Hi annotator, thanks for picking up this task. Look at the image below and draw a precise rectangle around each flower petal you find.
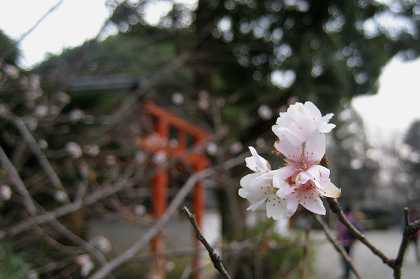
[245,146,271,172]
[276,185,295,199]
[271,166,295,183]
[273,128,303,161]
[239,173,270,203]
[304,101,322,119]
[266,195,287,220]
[304,133,326,162]
[316,180,341,198]
[286,194,299,217]
[319,114,336,133]
[300,193,326,215]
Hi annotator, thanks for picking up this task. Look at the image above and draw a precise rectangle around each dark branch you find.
[183,207,231,279]
[326,198,395,268]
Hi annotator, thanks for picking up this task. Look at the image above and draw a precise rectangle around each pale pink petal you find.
[266,195,287,220]
[295,171,312,185]
[303,101,322,119]
[305,165,330,181]
[300,193,326,215]
[245,146,271,172]
[316,180,341,198]
[319,114,335,133]
[239,173,269,203]
[238,188,248,198]
[273,128,303,161]
[274,103,315,141]
[276,185,295,199]
[286,194,299,217]
[304,133,325,162]
[271,165,295,182]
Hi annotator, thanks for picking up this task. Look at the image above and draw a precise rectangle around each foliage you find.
[0,30,19,65]
[402,120,420,205]
[0,242,31,279]
[228,219,313,279]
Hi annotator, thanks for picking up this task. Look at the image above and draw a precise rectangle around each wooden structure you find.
[137,101,211,279]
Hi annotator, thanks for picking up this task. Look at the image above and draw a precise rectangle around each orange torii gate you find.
[137,101,211,279]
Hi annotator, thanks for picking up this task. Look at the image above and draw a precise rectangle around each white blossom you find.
[238,147,288,220]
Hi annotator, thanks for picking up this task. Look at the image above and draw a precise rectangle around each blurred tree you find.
[328,107,380,206]
[402,120,420,205]
[0,30,19,65]
[35,0,420,243]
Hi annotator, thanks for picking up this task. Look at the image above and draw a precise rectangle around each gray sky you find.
[1,0,420,140]
[353,57,420,142]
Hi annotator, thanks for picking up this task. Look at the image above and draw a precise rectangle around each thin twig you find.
[88,154,245,279]
[326,198,395,268]
[13,117,69,201]
[0,145,37,214]
[183,206,231,279]
[0,144,107,265]
[0,172,135,239]
[314,215,363,279]
[17,0,65,44]
[393,208,420,279]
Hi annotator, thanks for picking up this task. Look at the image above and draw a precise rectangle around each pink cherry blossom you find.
[272,101,335,145]
[274,163,341,217]
[238,147,290,220]
[239,101,340,219]
[271,102,340,217]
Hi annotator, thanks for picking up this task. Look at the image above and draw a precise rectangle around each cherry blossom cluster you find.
[238,102,341,220]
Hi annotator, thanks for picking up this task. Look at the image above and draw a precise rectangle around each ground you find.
[313,229,420,279]
[90,214,420,278]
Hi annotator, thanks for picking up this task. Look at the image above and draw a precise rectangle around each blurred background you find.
[1,0,420,278]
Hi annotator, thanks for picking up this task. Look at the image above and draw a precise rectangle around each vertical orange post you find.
[192,155,208,279]
[139,101,212,279]
[151,119,169,279]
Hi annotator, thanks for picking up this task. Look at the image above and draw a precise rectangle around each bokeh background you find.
[1,0,420,278]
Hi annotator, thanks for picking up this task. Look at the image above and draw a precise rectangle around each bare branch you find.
[0,144,38,214]
[0,173,135,239]
[13,117,69,201]
[183,206,231,279]
[314,215,363,279]
[17,0,65,44]
[326,198,395,268]
[0,144,107,265]
[393,208,420,279]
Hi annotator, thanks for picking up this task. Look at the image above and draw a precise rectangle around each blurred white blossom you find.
[258,105,273,120]
[153,151,167,165]
[70,109,85,122]
[90,236,112,253]
[0,185,12,200]
[3,64,19,79]
[171,92,184,105]
[85,145,100,156]
[229,142,243,154]
[206,142,218,155]
[198,90,210,110]
[134,204,147,216]
[75,254,94,277]
[54,191,68,203]
[66,142,83,158]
